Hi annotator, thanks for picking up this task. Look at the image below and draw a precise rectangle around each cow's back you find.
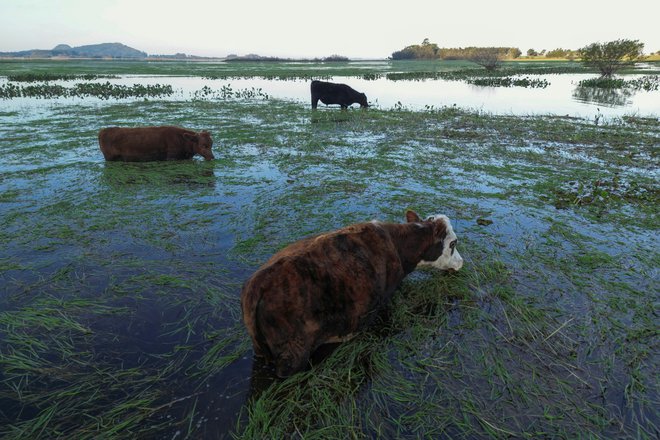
[241,222,405,376]
[311,80,348,102]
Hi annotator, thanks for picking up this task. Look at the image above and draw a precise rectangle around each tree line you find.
[391,39,650,63]
[391,38,648,77]
[391,39,522,60]
[526,48,579,58]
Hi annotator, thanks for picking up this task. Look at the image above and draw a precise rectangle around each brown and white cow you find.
[98,126,214,162]
[240,210,463,377]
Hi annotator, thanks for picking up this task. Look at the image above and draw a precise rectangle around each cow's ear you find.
[405,210,421,223]
[433,217,448,240]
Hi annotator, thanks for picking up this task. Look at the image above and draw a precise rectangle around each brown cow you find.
[98,126,214,162]
[240,210,463,377]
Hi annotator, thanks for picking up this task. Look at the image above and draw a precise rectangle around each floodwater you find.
[0,69,658,438]
[3,73,659,119]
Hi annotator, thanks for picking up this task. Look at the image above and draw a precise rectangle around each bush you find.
[322,55,349,62]
[465,47,509,71]
[578,39,646,77]
[578,77,626,89]
[546,48,570,58]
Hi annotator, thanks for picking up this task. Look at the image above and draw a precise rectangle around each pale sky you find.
[1,0,659,58]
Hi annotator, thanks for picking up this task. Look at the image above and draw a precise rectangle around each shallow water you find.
[0,81,658,438]
[2,72,659,118]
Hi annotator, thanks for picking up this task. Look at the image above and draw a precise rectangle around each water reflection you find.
[572,85,635,107]
[2,73,658,118]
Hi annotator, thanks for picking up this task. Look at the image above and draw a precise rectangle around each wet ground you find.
[0,61,658,439]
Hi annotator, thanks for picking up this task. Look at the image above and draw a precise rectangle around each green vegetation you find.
[321,54,350,62]
[443,47,523,71]
[464,47,508,70]
[441,46,521,61]
[379,64,593,83]
[545,48,579,59]
[0,60,658,439]
[579,39,646,77]
[2,58,658,81]
[391,40,522,66]
[0,81,174,99]
[7,73,118,82]
[628,75,660,91]
[226,54,350,62]
[466,76,549,88]
[578,77,627,89]
[578,75,660,91]
[391,38,442,60]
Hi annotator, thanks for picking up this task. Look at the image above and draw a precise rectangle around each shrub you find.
[578,39,646,77]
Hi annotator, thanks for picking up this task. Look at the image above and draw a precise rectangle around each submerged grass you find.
[0,62,658,439]
[0,82,175,99]
[578,75,660,91]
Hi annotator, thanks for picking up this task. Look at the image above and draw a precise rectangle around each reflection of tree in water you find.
[572,86,635,107]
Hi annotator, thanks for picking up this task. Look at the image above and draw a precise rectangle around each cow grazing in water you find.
[310,80,369,109]
[98,126,214,162]
[240,210,463,377]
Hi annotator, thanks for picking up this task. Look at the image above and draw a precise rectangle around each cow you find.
[310,80,369,109]
[98,126,214,162]
[240,210,463,377]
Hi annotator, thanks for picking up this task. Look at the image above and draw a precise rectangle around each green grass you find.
[0,60,658,439]
[3,59,658,85]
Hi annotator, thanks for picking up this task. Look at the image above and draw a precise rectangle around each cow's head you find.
[184,131,214,160]
[406,210,463,271]
[358,93,369,108]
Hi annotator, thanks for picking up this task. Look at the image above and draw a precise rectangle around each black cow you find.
[310,80,368,110]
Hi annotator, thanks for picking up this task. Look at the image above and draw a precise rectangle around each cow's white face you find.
[417,214,463,272]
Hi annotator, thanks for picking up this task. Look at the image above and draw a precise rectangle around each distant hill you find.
[0,42,148,59]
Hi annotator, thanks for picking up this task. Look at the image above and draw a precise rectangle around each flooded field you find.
[0,60,658,439]
[2,76,660,121]
[1,59,659,118]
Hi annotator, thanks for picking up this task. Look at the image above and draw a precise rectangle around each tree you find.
[546,48,569,58]
[391,47,417,60]
[527,48,538,57]
[578,39,646,77]
[508,48,522,59]
[466,47,509,70]
[323,54,349,62]
[390,39,440,60]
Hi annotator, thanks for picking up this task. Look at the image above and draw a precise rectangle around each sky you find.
[1,0,659,58]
